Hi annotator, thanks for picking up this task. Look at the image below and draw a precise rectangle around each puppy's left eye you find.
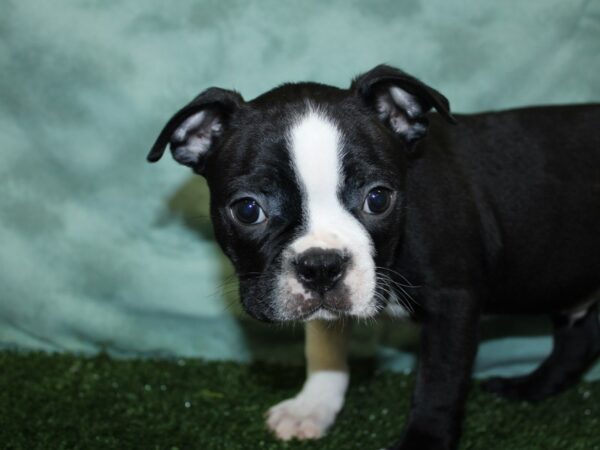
[230,198,267,225]
[363,187,393,215]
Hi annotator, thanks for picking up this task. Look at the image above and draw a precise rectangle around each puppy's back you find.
[427,104,600,312]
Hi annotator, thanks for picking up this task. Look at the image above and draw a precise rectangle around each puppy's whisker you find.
[206,280,240,298]
[376,271,419,303]
[375,266,420,288]
[223,298,240,313]
[375,273,417,313]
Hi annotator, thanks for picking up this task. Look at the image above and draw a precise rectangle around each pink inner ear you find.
[170,111,223,165]
[374,85,428,141]
[389,86,422,118]
[389,114,411,134]
[173,111,207,142]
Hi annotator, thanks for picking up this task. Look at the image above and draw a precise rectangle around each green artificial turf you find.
[0,352,598,450]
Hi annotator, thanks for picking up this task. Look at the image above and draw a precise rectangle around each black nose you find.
[294,249,348,293]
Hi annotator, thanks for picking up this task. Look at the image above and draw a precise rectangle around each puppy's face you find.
[148,65,454,322]
[209,97,404,321]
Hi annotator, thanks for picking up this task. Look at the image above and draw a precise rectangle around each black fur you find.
[148,65,600,450]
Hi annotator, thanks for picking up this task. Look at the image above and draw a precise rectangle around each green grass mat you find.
[0,352,598,449]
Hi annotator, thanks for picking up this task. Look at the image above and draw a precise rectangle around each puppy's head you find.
[148,65,454,322]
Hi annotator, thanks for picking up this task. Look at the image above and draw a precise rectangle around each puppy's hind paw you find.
[481,376,553,402]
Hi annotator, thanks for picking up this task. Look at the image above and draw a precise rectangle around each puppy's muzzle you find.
[293,248,349,294]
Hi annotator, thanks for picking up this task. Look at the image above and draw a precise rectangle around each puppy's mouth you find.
[276,285,359,321]
[291,303,352,322]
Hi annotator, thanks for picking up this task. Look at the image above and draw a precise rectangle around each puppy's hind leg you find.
[483,302,600,401]
[266,319,352,440]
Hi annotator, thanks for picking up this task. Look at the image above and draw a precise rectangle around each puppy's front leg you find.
[391,290,480,450]
[266,319,351,440]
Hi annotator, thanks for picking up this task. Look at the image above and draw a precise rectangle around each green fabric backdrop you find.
[0,0,598,379]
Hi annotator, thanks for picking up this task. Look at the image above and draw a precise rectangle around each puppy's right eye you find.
[230,198,267,225]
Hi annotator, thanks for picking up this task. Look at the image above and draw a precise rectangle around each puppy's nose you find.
[294,249,348,293]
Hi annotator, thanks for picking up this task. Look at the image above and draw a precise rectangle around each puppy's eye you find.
[230,198,267,225]
[363,187,393,215]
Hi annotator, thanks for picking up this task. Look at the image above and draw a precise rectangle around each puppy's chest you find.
[384,303,411,318]
[383,291,412,319]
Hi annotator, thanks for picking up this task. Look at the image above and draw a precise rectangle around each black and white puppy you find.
[147,65,600,450]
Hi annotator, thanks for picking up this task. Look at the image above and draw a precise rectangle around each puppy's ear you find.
[352,65,456,146]
[147,87,244,174]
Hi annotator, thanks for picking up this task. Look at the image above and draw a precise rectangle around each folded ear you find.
[147,87,244,174]
[351,65,456,146]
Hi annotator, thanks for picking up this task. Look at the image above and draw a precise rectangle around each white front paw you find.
[265,371,348,441]
[266,394,338,440]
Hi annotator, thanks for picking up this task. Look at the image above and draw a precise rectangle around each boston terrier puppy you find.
[147,65,600,450]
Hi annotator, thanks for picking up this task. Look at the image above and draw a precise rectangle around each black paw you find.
[387,428,454,450]
[481,376,553,402]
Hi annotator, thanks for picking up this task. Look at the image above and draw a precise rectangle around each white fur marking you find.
[284,108,377,318]
[266,371,349,440]
[383,290,410,318]
[567,308,588,327]
[385,303,410,319]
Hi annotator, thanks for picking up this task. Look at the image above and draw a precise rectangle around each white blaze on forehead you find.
[284,107,379,317]
[288,108,345,233]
